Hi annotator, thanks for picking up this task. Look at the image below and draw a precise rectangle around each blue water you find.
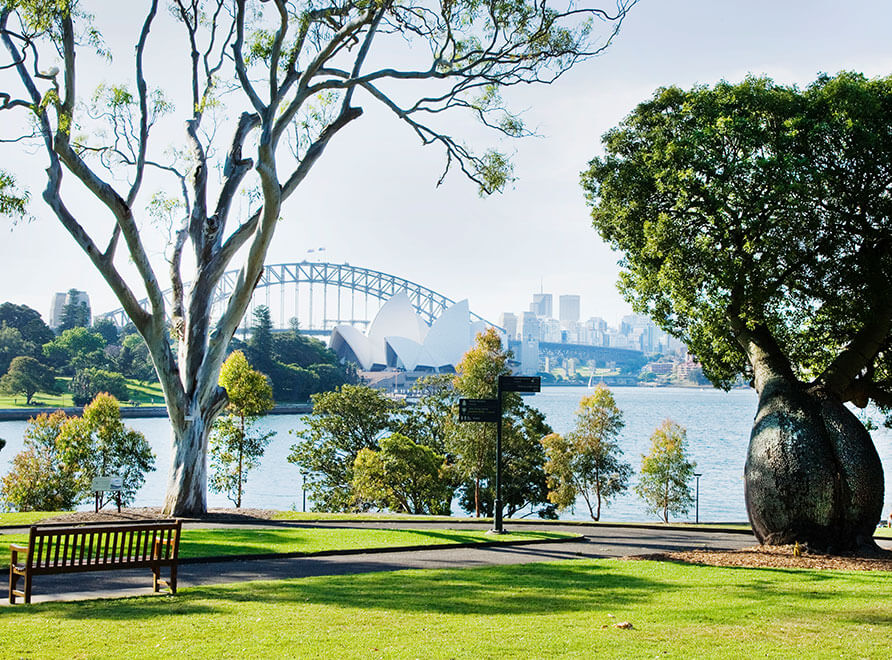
[1,386,890,523]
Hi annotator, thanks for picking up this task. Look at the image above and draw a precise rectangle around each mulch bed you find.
[634,545,892,572]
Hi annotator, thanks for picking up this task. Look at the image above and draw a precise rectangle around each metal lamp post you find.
[694,473,702,524]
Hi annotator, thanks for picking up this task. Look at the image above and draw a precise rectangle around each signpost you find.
[457,374,540,534]
[91,476,123,513]
[458,398,500,423]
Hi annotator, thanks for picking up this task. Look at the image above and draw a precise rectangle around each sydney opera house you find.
[329,292,488,372]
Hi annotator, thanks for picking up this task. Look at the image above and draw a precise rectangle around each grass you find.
[0,511,68,526]
[0,527,571,566]
[0,378,164,409]
[0,558,889,658]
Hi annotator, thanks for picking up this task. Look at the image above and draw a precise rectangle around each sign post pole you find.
[493,385,504,534]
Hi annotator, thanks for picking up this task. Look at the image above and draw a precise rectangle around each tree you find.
[57,393,155,507]
[0,1,632,516]
[0,324,34,375]
[542,386,631,521]
[352,433,453,515]
[1,411,80,511]
[247,306,275,374]
[0,355,55,404]
[208,350,274,507]
[582,73,889,551]
[450,327,552,517]
[42,327,107,374]
[91,318,120,346]
[635,420,695,523]
[0,303,54,348]
[288,384,404,511]
[70,368,129,406]
[58,289,90,331]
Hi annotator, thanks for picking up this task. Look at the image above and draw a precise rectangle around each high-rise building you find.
[558,294,580,325]
[530,292,552,318]
[499,312,518,340]
[517,311,540,342]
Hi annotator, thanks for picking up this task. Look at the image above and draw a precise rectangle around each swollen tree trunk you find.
[744,376,884,551]
[739,322,885,552]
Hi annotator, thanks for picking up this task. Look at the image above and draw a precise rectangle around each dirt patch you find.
[634,544,892,572]
[36,507,279,525]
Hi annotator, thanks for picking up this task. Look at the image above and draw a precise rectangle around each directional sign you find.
[458,398,500,423]
[498,375,541,393]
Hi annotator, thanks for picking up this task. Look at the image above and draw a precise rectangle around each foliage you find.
[115,332,156,382]
[247,306,275,374]
[635,420,696,523]
[398,374,457,454]
[581,73,892,409]
[209,351,274,507]
[0,411,79,511]
[288,384,404,512]
[69,367,128,406]
[91,318,119,345]
[449,328,552,518]
[0,355,55,404]
[42,326,106,374]
[0,324,34,374]
[0,302,54,348]
[542,386,632,521]
[56,393,155,507]
[352,433,454,515]
[58,288,90,331]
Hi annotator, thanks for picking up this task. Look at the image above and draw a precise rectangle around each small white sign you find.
[91,476,123,492]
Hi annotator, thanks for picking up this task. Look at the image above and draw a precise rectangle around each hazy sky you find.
[2,1,892,327]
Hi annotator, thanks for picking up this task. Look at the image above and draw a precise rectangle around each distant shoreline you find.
[0,403,313,422]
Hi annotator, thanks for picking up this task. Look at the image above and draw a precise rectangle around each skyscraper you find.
[558,294,580,324]
[530,292,552,318]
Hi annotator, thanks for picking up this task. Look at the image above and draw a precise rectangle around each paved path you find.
[2,521,758,604]
[4,521,889,605]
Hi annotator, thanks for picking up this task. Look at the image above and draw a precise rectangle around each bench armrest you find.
[10,543,28,565]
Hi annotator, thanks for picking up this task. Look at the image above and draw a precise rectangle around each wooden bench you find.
[9,519,182,604]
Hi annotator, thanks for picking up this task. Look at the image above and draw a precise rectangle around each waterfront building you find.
[49,289,91,329]
[530,292,553,318]
[559,294,580,326]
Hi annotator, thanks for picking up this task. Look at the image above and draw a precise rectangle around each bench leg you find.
[23,573,32,605]
[169,563,177,595]
[9,568,16,605]
[152,564,160,593]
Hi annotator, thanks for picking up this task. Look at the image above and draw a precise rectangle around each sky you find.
[2,0,892,328]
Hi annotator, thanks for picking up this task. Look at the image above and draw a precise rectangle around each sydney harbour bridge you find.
[99,261,643,369]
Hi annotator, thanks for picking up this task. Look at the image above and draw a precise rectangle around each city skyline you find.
[3,2,892,328]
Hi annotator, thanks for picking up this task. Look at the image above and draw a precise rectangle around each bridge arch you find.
[99,262,496,332]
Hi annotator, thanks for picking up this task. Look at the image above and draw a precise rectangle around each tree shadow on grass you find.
[41,561,663,622]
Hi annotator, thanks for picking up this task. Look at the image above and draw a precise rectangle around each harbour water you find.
[0,386,890,523]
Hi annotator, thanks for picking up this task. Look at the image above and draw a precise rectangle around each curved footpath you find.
[2,520,889,605]
[1,521,748,605]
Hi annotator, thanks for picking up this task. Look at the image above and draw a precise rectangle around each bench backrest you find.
[23,520,181,571]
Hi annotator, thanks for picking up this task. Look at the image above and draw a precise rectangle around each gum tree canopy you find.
[582,73,891,552]
[0,0,633,515]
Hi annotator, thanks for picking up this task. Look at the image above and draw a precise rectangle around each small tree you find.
[208,351,274,508]
[0,356,55,404]
[288,384,404,512]
[635,420,696,523]
[1,411,80,511]
[542,386,632,521]
[58,393,156,507]
[352,433,454,515]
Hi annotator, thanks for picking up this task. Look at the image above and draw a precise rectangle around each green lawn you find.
[0,377,164,409]
[0,511,68,526]
[0,559,888,658]
[0,527,571,567]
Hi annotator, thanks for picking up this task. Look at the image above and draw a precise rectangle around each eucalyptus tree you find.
[0,0,633,515]
[582,73,891,551]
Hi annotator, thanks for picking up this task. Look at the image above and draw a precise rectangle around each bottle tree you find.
[582,73,890,551]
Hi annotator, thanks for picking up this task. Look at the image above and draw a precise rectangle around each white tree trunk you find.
[162,417,212,516]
